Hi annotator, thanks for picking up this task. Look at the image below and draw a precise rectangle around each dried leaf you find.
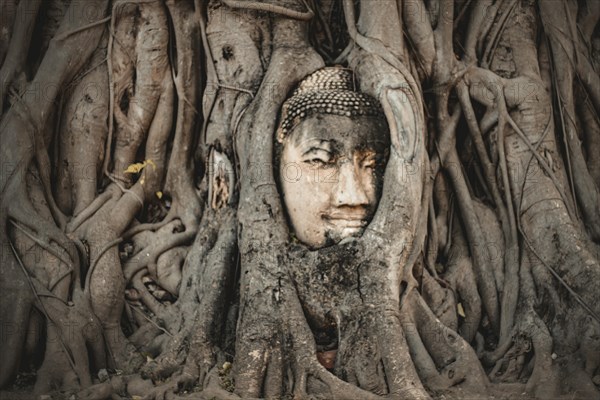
[457,303,465,317]
[124,162,146,174]
[124,159,156,175]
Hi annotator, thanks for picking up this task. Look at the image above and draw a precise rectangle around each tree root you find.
[402,289,489,394]
[0,9,111,385]
[519,310,561,398]
[56,43,109,217]
[162,0,202,229]
[123,224,195,283]
[444,147,500,334]
[222,0,315,21]
[28,283,106,393]
[2,2,600,400]
[141,323,190,383]
[421,268,458,332]
[8,186,79,270]
[76,376,127,400]
[0,238,35,388]
[0,0,17,66]
[139,212,223,384]
[443,256,481,343]
[110,0,169,184]
[0,0,42,112]
[66,189,116,234]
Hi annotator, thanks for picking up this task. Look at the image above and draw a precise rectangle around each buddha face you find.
[279,113,389,249]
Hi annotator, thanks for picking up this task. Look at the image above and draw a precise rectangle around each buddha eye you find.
[306,158,337,169]
[307,158,327,167]
[302,148,333,167]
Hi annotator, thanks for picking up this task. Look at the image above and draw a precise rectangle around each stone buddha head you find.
[276,67,390,249]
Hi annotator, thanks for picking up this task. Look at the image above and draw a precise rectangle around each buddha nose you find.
[334,161,369,207]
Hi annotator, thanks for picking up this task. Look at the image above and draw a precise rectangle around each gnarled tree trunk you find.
[1,0,599,399]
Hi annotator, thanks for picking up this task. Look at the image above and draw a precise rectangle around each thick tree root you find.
[401,288,488,395]
[2,1,600,399]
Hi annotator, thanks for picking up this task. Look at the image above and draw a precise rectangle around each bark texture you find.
[0,0,599,399]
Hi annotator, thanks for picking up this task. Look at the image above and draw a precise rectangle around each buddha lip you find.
[323,214,367,226]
